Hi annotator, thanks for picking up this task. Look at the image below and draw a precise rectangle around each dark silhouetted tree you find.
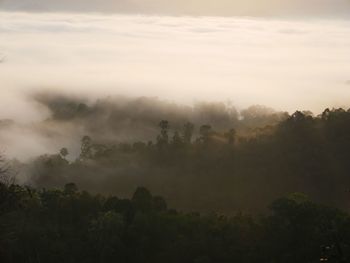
[64,182,78,195]
[152,196,167,211]
[224,128,236,145]
[199,124,212,144]
[60,148,69,159]
[0,153,12,186]
[157,120,169,148]
[80,135,92,159]
[172,131,183,147]
[183,122,194,144]
[132,187,153,212]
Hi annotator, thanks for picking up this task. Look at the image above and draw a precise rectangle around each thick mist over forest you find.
[3,98,350,215]
[2,2,350,261]
[1,9,350,213]
[0,92,287,160]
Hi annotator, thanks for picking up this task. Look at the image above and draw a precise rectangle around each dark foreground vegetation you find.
[0,183,349,263]
[23,107,350,213]
[2,102,350,262]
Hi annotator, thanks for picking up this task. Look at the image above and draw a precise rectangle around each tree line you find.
[0,182,349,263]
[22,107,350,213]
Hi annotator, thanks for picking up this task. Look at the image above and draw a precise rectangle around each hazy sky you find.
[0,2,350,160]
[1,0,350,17]
[1,12,350,123]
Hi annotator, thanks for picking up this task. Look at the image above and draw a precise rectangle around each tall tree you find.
[80,135,92,160]
[0,153,11,185]
[183,122,194,144]
[224,128,236,145]
[199,124,212,144]
[157,120,169,148]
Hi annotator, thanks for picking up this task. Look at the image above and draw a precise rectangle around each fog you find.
[1,12,350,114]
[1,12,350,159]
[0,93,288,161]
[3,5,350,252]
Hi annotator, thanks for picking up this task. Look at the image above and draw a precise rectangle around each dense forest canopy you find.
[2,96,350,214]
[2,95,350,262]
[2,2,350,261]
[0,94,288,160]
[0,183,349,262]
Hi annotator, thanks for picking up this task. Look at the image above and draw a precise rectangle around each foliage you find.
[0,184,349,262]
[25,107,350,214]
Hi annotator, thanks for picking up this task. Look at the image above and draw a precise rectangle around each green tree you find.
[64,183,78,195]
[224,128,236,145]
[183,122,194,144]
[199,124,212,144]
[80,135,92,160]
[89,211,125,263]
[172,131,183,147]
[132,187,153,212]
[0,153,10,185]
[60,147,69,159]
[152,196,167,212]
[157,120,169,148]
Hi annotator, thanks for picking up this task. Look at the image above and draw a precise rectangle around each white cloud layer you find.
[0,12,350,161]
[1,12,350,117]
[0,12,350,115]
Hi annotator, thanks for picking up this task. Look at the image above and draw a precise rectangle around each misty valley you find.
[1,95,350,262]
[2,1,350,261]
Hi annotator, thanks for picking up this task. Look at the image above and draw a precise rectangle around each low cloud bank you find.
[0,92,288,161]
[1,12,350,116]
[1,12,350,160]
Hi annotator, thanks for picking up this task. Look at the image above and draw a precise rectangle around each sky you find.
[1,0,350,17]
[1,12,350,121]
[0,1,350,159]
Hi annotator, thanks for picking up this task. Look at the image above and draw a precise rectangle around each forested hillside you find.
[2,3,350,261]
[0,183,349,262]
[15,107,350,214]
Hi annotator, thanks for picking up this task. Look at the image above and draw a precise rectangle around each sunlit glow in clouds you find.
[1,12,350,120]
